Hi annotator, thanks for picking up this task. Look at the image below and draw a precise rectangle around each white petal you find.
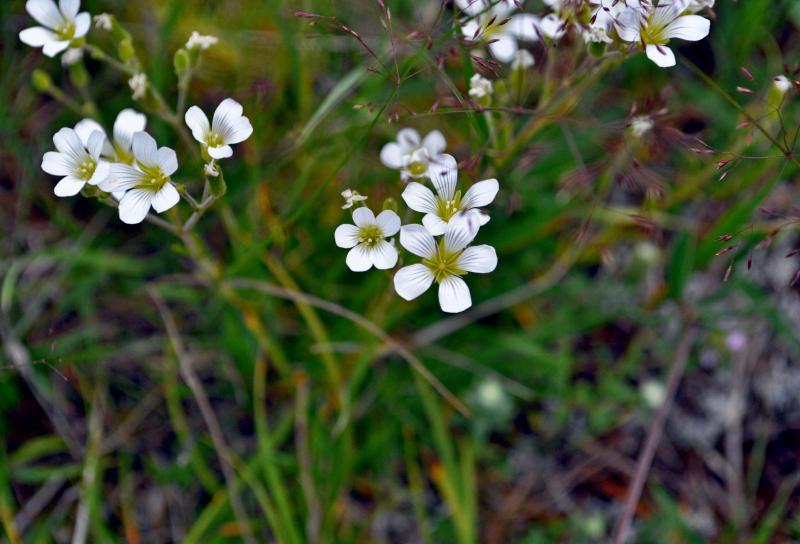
[455,0,485,16]
[444,216,478,253]
[74,119,106,146]
[52,127,85,161]
[221,116,253,145]
[396,128,421,152]
[86,130,106,159]
[352,206,375,227]
[157,147,178,176]
[401,182,437,214]
[132,132,159,167]
[429,154,458,200]
[151,183,180,213]
[457,245,497,273]
[208,145,233,159]
[19,26,57,47]
[461,178,499,209]
[42,39,69,57]
[646,44,676,67]
[399,224,437,259]
[438,276,472,313]
[375,210,401,237]
[460,19,481,39]
[422,213,448,236]
[185,105,210,143]
[370,241,398,270]
[54,176,84,197]
[118,189,153,224]
[113,109,147,150]
[211,98,246,141]
[26,0,63,28]
[393,264,435,301]
[59,0,79,19]
[334,224,360,248]
[73,12,90,37]
[422,130,446,156]
[104,163,142,192]
[615,8,643,42]
[507,14,541,41]
[346,245,373,272]
[537,14,566,40]
[488,34,518,63]
[380,142,404,169]
[42,151,72,176]
[663,15,710,41]
[87,160,109,186]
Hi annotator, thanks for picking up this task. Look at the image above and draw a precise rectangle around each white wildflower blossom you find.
[402,154,498,236]
[335,207,401,272]
[615,0,711,68]
[380,128,447,179]
[19,0,91,58]
[128,73,148,100]
[74,109,147,166]
[773,75,793,94]
[394,219,497,313]
[629,115,654,137]
[468,74,494,100]
[104,132,180,224]
[456,0,541,63]
[340,189,368,210]
[60,47,82,66]
[93,13,112,30]
[511,49,535,70]
[640,379,666,408]
[185,98,254,160]
[185,31,218,50]
[41,127,110,197]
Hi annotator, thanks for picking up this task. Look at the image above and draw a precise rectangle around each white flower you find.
[204,162,220,177]
[340,188,368,209]
[60,47,82,66]
[185,98,253,160]
[19,0,91,58]
[380,128,447,179]
[74,108,147,165]
[687,0,714,11]
[629,114,654,137]
[510,49,535,70]
[104,132,180,224]
[457,0,541,63]
[640,379,666,408]
[128,73,148,100]
[402,154,498,236]
[468,74,493,99]
[615,0,711,68]
[186,31,218,50]
[334,207,400,272]
[774,75,793,94]
[394,220,497,313]
[41,127,110,197]
[93,13,112,30]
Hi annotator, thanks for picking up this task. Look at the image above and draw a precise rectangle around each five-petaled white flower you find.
[93,13,112,30]
[615,0,711,68]
[380,128,447,179]
[19,0,91,58]
[74,109,147,166]
[468,74,494,100]
[340,188,368,209]
[456,0,540,63]
[185,98,254,160]
[394,220,497,313]
[105,132,180,224]
[402,154,498,236]
[41,127,110,197]
[335,207,401,272]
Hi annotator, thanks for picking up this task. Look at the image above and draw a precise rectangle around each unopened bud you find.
[382,197,398,213]
[174,48,191,77]
[118,38,135,63]
[31,69,52,92]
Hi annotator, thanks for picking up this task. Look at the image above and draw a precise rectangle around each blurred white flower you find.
[457,0,541,63]
[93,13,112,30]
[60,47,82,66]
[104,133,180,224]
[128,73,148,100]
[615,0,711,67]
[402,154,498,236]
[468,73,493,99]
[340,188,368,210]
[687,0,714,10]
[19,0,91,58]
[74,109,147,165]
[335,207,400,272]
[41,127,110,197]
[629,114,654,137]
[511,49,535,70]
[185,98,253,159]
[204,162,220,177]
[394,219,497,313]
[773,75,793,94]
[186,31,218,50]
[380,128,447,179]
[640,379,666,408]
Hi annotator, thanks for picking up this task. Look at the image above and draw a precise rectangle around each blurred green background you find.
[2,0,800,542]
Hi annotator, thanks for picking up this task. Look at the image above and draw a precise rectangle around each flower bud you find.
[588,41,607,58]
[382,197,398,213]
[69,60,89,88]
[206,164,227,198]
[118,38,135,63]
[174,48,191,77]
[31,69,52,92]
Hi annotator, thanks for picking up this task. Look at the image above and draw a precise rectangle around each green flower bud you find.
[588,41,607,58]
[382,197,398,213]
[174,48,191,77]
[69,61,89,88]
[31,70,52,92]
[206,164,227,198]
[118,38,135,63]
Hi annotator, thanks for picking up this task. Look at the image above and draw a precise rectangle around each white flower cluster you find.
[456,0,713,69]
[336,130,498,313]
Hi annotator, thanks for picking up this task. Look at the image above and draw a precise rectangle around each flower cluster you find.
[336,131,498,313]
[457,0,713,68]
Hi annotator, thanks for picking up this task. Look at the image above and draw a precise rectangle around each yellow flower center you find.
[76,157,96,180]
[640,18,669,45]
[136,163,169,191]
[55,21,76,41]
[357,224,384,248]
[207,131,225,148]
[435,190,462,222]
[113,143,135,165]
[407,159,428,177]
[423,240,465,283]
